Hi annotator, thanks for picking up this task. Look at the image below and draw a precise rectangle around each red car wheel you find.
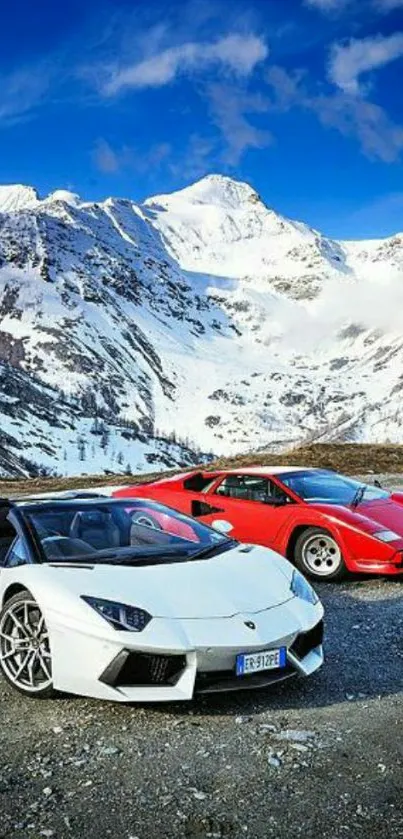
[294,527,347,582]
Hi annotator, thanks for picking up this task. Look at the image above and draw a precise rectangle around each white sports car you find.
[0,494,324,702]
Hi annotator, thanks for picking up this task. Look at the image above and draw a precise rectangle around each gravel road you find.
[0,577,402,839]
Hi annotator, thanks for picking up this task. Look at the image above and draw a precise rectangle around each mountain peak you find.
[45,189,81,207]
[0,170,402,478]
[0,184,40,213]
[145,174,262,211]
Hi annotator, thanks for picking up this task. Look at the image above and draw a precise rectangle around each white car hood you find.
[43,545,294,619]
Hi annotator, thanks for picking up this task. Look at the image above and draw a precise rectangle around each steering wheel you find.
[131,512,162,530]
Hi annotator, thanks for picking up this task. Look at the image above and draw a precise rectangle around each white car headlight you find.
[82,596,152,631]
[290,569,319,605]
[374,530,401,543]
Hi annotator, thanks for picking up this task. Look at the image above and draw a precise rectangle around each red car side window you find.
[214,475,288,503]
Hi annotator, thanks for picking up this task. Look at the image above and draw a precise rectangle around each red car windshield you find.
[280,471,389,505]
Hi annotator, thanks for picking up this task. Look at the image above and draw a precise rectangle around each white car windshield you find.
[25,499,234,564]
[280,471,389,505]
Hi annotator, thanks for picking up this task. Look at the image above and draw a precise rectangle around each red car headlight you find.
[374,530,401,543]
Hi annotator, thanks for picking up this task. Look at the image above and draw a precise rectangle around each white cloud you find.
[266,66,306,110]
[92,138,172,175]
[329,33,403,94]
[93,139,120,173]
[312,92,403,162]
[253,260,403,356]
[103,33,268,95]
[310,266,403,341]
[169,134,216,180]
[207,83,272,165]
[0,66,52,125]
[306,0,403,14]
[374,0,403,8]
[304,0,350,10]
[266,63,403,163]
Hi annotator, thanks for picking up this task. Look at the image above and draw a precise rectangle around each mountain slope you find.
[0,174,402,477]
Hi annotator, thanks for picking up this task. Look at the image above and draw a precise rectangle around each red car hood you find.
[312,496,403,540]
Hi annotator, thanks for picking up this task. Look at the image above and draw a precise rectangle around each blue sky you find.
[0,0,403,239]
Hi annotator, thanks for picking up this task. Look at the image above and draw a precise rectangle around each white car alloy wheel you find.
[295,527,346,581]
[0,592,53,696]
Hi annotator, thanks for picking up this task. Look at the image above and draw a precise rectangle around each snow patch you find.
[0,184,39,212]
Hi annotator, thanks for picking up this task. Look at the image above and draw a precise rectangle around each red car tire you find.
[294,527,347,582]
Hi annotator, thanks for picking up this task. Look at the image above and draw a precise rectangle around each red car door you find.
[195,473,295,548]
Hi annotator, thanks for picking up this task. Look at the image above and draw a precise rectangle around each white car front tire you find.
[0,590,55,698]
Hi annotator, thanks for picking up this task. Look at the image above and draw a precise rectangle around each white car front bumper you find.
[49,597,324,702]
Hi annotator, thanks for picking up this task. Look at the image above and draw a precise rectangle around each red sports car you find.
[114,467,403,581]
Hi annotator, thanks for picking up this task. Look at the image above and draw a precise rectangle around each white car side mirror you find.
[211,519,234,534]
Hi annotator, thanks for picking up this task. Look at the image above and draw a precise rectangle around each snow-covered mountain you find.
[1,174,402,477]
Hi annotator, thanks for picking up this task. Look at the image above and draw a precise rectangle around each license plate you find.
[236,647,287,676]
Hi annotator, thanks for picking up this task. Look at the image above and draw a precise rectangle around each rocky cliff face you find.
[0,175,402,477]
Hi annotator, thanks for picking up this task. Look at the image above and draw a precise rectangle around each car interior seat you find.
[216,476,248,499]
[69,510,121,550]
